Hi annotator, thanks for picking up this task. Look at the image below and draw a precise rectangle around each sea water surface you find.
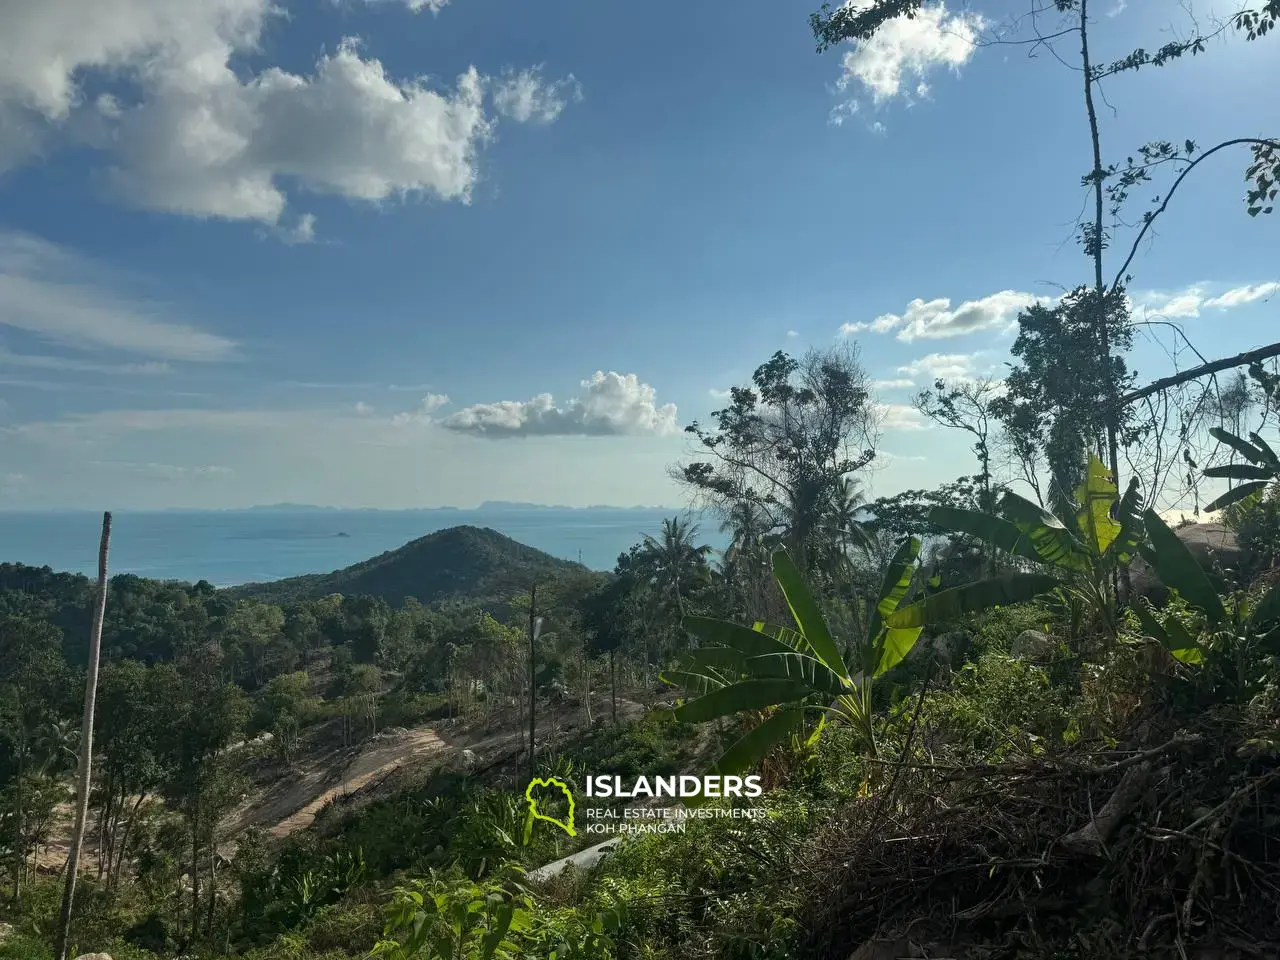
[0,507,727,587]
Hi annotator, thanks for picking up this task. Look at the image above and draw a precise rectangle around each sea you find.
[0,506,728,587]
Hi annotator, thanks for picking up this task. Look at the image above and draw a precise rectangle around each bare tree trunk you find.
[190,813,200,943]
[110,793,146,896]
[527,585,538,782]
[1078,0,1122,495]
[610,648,617,725]
[11,748,24,905]
[55,512,112,960]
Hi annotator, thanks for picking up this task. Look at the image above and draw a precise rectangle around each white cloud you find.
[0,232,237,361]
[392,392,451,423]
[842,290,1045,342]
[492,67,581,124]
[354,401,375,415]
[363,0,451,12]
[0,1,577,226]
[832,2,984,116]
[0,346,171,375]
[708,387,732,400]
[439,372,679,438]
[897,352,980,381]
[1135,281,1279,318]
[877,402,928,431]
[872,378,917,390]
[786,330,799,338]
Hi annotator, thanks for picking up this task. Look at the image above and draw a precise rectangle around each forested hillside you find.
[228,526,590,612]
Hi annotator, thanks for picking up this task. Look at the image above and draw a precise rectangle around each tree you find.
[914,377,1002,514]
[637,516,713,620]
[0,616,72,903]
[810,0,1280,499]
[56,511,112,960]
[678,345,879,575]
[992,287,1139,521]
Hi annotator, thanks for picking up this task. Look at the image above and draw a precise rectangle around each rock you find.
[74,953,113,960]
[460,749,478,769]
[0,923,13,943]
[1130,521,1246,600]
[846,939,956,960]
[903,630,969,672]
[1011,629,1056,661]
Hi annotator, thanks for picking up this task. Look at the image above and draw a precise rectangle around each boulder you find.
[1130,521,1247,600]
[0,923,13,943]
[1011,629,1056,661]
[74,954,113,960]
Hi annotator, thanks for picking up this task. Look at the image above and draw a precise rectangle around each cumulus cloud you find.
[1136,282,1279,318]
[438,372,679,438]
[492,67,582,124]
[392,393,452,423]
[877,403,928,431]
[0,0,578,226]
[872,378,916,390]
[897,352,981,382]
[842,290,1046,342]
[831,2,984,118]
[0,232,237,361]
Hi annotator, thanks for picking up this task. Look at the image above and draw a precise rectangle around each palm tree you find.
[638,516,713,619]
[825,477,874,560]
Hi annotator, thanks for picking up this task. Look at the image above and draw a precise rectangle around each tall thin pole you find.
[56,512,112,960]
[527,584,537,782]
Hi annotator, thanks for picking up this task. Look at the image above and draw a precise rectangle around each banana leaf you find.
[1074,455,1122,555]
[706,707,807,778]
[885,573,1060,628]
[1140,509,1227,625]
[997,491,1092,572]
[683,616,799,658]
[1210,426,1266,464]
[1103,477,1146,566]
[1203,464,1276,480]
[874,625,924,677]
[772,550,846,676]
[1204,481,1268,514]
[673,679,813,723]
[927,506,1043,565]
[742,651,849,694]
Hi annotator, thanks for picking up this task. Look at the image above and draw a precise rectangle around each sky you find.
[0,0,1276,511]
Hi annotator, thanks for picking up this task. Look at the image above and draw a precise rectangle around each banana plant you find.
[667,539,1056,763]
[1203,426,1280,512]
[1135,508,1280,681]
[927,456,1144,639]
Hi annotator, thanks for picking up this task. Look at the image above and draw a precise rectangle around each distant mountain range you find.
[229,525,597,610]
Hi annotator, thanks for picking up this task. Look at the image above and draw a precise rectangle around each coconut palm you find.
[638,516,713,618]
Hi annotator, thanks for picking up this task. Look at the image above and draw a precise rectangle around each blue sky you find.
[0,0,1276,510]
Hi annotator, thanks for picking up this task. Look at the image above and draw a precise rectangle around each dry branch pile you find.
[798,710,1280,960]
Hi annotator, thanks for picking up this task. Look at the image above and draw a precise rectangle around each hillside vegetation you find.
[229,526,592,611]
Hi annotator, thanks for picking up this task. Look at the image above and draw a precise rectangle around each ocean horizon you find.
[0,506,728,587]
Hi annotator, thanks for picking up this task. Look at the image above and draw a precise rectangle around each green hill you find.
[228,525,590,609]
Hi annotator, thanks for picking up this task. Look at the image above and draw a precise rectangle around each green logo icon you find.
[523,776,576,841]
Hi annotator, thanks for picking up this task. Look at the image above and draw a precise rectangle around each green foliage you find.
[1203,425,1280,512]
[670,543,1055,762]
[372,866,621,960]
[930,456,1144,640]
[230,526,594,616]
